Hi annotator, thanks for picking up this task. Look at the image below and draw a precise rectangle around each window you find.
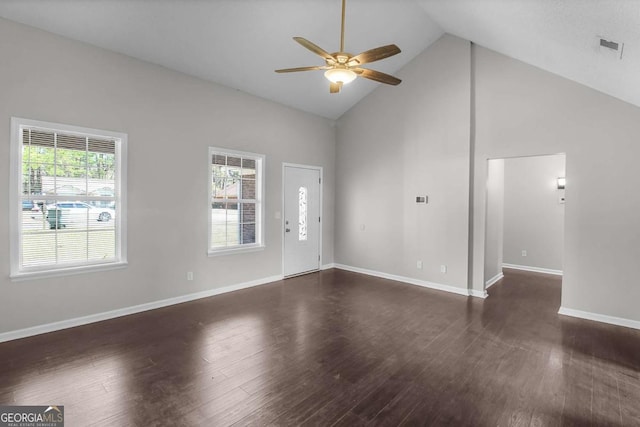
[208,147,264,255]
[298,186,307,241]
[10,118,127,279]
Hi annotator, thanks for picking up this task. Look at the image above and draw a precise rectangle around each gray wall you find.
[337,38,640,324]
[472,46,640,322]
[0,18,336,334]
[503,155,565,271]
[335,34,471,290]
[484,158,504,283]
[3,16,640,335]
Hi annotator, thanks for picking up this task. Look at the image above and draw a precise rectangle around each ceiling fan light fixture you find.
[275,0,401,93]
[324,68,357,84]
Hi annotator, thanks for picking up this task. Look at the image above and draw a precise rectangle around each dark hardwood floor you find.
[1,268,639,426]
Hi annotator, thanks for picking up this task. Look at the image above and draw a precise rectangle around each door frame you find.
[481,153,566,296]
[281,163,323,277]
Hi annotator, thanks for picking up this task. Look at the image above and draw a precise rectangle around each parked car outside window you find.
[46,201,115,228]
[22,200,41,212]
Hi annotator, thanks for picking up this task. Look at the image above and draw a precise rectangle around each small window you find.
[208,147,264,255]
[298,186,307,241]
[10,118,127,279]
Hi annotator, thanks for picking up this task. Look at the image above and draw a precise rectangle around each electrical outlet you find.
[187,272,194,281]
[521,250,527,257]
[417,260,423,269]
[440,265,447,273]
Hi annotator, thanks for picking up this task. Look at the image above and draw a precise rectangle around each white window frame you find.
[208,147,265,256]
[9,117,128,280]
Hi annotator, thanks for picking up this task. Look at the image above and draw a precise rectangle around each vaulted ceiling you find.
[1,1,638,119]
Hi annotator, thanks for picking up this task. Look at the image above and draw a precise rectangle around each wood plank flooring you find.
[1,268,639,426]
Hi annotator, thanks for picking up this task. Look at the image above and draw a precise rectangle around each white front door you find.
[283,165,321,277]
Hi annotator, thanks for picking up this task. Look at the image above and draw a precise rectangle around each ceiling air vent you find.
[597,36,624,60]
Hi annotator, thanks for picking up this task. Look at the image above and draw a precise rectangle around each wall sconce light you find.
[557,177,566,190]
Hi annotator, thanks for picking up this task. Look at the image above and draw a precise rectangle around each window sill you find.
[10,261,128,282]
[208,245,265,257]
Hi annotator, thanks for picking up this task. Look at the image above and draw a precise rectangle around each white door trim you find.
[282,163,323,278]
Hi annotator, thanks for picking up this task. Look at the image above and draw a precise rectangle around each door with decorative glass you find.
[283,165,321,277]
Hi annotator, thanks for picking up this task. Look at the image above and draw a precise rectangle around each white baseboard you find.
[321,263,336,270]
[469,289,488,299]
[558,307,640,331]
[0,274,283,344]
[485,272,504,289]
[333,263,483,298]
[502,263,563,276]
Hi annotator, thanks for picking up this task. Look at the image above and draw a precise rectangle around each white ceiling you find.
[420,0,640,112]
[0,1,638,119]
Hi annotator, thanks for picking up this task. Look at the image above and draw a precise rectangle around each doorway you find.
[484,154,566,291]
[283,164,322,277]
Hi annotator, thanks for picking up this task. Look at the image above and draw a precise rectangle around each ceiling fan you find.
[275,0,402,94]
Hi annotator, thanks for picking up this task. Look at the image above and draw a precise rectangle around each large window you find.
[208,147,264,255]
[10,118,127,279]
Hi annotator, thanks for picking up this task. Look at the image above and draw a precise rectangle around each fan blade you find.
[348,44,401,66]
[329,82,342,94]
[293,37,337,63]
[275,66,328,73]
[353,68,401,85]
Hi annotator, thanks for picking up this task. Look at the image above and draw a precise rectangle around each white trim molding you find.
[321,263,336,270]
[0,274,283,344]
[502,263,563,276]
[333,264,484,298]
[485,272,504,289]
[469,289,489,299]
[559,307,640,331]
